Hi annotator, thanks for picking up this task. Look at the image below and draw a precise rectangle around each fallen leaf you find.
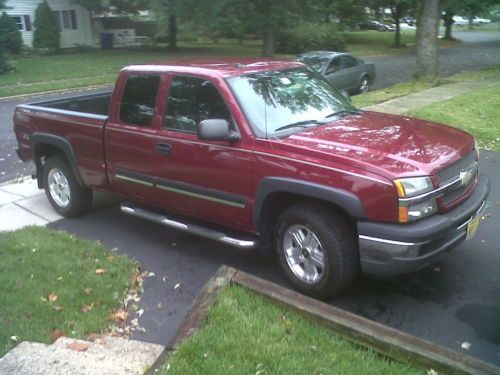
[174,283,181,290]
[48,294,58,302]
[107,256,114,260]
[56,276,63,281]
[114,308,128,322]
[461,341,471,350]
[51,329,65,342]
[10,335,18,341]
[66,342,90,352]
[427,369,438,375]
[136,309,144,317]
[157,302,163,309]
[52,305,64,312]
[84,288,93,295]
[81,304,93,313]
[95,268,107,274]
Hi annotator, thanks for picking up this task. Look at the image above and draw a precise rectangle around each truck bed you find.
[26,92,112,117]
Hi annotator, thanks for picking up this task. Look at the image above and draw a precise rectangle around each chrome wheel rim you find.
[48,168,71,208]
[360,78,369,93]
[283,225,325,284]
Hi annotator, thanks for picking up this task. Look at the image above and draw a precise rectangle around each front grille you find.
[436,151,477,207]
[436,152,476,185]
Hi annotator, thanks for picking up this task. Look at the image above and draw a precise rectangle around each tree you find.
[33,1,60,51]
[0,12,23,53]
[317,0,367,30]
[415,0,440,79]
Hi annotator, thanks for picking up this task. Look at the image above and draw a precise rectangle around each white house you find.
[4,0,94,48]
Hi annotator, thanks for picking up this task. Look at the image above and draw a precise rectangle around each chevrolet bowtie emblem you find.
[459,166,475,187]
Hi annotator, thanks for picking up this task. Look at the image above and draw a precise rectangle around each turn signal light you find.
[399,206,409,223]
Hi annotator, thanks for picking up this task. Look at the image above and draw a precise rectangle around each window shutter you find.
[70,10,77,30]
[24,15,32,31]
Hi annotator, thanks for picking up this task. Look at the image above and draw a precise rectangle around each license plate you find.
[466,214,481,240]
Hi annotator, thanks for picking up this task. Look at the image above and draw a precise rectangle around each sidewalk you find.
[0,178,62,231]
[364,77,500,115]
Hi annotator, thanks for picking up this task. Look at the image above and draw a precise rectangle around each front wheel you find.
[357,75,370,94]
[275,204,359,300]
[43,155,92,217]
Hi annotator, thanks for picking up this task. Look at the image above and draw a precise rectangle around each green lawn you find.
[163,285,424,375]
[409,84,500,150]
[344,30,416,57]
[459,22,500,32]
[0,227,137,357]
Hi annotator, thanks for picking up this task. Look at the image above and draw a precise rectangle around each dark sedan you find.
[297,51,376,95]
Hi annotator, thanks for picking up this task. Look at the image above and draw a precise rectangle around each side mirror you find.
[197,119,240,142]
[339,90,351,103]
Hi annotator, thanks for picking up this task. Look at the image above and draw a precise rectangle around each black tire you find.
[357,75,370,94]
[275,204,359,300]
[43,155,92,217]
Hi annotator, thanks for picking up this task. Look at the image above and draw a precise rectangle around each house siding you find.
[4,0,93,48]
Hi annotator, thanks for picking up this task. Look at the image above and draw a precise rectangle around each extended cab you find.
[13,58,490,299]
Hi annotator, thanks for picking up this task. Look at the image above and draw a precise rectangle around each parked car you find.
[297,51,375,94]
[359,20,395,31]
[13,58,489,299]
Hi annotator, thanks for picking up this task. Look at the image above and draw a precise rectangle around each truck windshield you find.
[227,67,357,138]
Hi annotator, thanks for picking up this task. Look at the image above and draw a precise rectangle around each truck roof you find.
[122,57,304,78]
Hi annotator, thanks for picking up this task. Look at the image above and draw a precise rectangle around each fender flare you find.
[253,177,365,229]
[31,132,86,188]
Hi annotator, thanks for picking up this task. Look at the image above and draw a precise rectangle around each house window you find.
[10,15,31,31]
[54,10,78,31]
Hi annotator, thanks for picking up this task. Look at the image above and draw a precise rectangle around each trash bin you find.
[100,33,114,50]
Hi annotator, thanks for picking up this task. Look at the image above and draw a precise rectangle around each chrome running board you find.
[120,202,257,249]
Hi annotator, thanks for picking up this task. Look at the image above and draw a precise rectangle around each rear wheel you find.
[43,155,92,217]
[275,204,359,300]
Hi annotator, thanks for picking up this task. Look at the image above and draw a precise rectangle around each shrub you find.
[276,23,346,54]
[33,1,60,51]
[0,45,14,74]
[0,12,23,53]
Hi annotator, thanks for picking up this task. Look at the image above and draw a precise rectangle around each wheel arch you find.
[31,133,85,189]
[254,177,364,253]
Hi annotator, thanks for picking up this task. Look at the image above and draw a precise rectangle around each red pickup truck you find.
[14,58,489,299]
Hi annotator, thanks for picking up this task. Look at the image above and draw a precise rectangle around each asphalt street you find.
[1,31,500,183]
[51,150,500,366]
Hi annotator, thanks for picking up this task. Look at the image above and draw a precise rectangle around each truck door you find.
[153,74,254,231]
[104,72,163,202]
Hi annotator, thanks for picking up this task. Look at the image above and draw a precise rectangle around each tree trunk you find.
[442,10,454,40]
[262,28,274,57]
[394,17,401,47]
[168,15,177,50]
[468,11,474,30]
[415,0,440,79]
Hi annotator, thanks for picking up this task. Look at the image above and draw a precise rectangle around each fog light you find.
[408,199,437,220]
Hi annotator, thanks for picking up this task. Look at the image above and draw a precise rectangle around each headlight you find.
[394,177,437,223]
[393,177,433,198]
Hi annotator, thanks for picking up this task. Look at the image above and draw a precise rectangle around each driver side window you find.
[165,76,231,133]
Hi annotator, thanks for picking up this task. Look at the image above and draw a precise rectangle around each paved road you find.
[51,150,500,366]
[1,31,500,183]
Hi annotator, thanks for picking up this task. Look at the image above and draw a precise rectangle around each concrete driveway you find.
[50,150,500,367]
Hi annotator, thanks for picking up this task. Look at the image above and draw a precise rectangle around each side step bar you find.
[120,202,257,250]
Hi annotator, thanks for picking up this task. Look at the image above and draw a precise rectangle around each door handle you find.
[155,143,171,155]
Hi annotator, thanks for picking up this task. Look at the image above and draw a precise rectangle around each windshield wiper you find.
[323,109,361,119]
[275,120,319,132]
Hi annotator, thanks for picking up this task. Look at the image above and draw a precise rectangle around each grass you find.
[344,30,416,57]
[163,285,424,375]
[0,226,137,357]
[460,22,500,32]
[0,41,262,97]
[352,65,500,108]
[409,85,500,151]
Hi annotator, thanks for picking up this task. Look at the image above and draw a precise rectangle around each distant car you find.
[296,51,375,94]
[359,20,395,32]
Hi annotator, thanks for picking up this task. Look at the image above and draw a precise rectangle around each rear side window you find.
[165,76,231,133]
[120,74,161,126]
[341,56,359,69]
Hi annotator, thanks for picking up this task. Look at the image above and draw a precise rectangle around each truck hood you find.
[272,111,474,180]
